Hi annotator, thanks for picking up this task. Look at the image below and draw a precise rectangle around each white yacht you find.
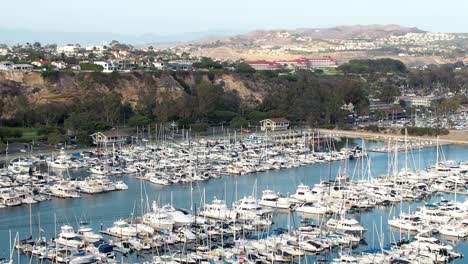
[414,204,452,224]
[115,181,128,190]
[409,233,454,252]
[77,179,104,194]
[161,204,194,226]
[295,202,331,215]
[438,221,468,238]
[106,220,138,237]
[199,197,237,220]
[55,225,85,248]
[142,202,175,231]
[388,214,426,232]
[8,158,33,173]
[149,176,170,185]
[326,218,367,235]
[258,190,294,209]
[290,184,316,202]
[89,165,109,175]
[0,189,23,207]
[76,223,103,243]
[233,196,273,219]
[50,182,81,198]
[48,149,72,169]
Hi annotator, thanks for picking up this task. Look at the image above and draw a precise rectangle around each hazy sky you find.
[2,0,467,34]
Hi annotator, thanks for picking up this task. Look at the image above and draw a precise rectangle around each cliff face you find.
[0,71,267,118]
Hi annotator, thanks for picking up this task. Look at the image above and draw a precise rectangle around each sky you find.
[1,0,467,35]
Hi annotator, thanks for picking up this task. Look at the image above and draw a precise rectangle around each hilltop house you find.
[0,61,33,72]
[51,61,67,69]
[31,59,52,67]
[94,61,118,72]
[259,118,290,131]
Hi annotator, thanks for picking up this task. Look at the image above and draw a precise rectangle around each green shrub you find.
[0,127,23,141]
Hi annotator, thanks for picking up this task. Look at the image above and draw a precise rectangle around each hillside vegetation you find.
[0,59,466,145]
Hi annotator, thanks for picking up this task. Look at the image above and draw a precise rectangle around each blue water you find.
[0,143,467,263]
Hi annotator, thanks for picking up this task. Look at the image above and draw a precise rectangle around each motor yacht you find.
[76,223,103,243]
[326,218,367,236]
[142,202,175,231]
[55,225,85,248]
[258,189,294,209]
[160,204,194,226]
[50,182,81,198]
[199,197,237,220]
[106,220,138,237]
[290,184,316,202]
[295,202,331,215]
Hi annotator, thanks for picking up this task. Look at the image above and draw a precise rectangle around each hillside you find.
[222,25,423,45]
[0,71,270,120]
[170,25,465,65]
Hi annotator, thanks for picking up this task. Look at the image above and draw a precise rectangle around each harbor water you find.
[0,143,467,263]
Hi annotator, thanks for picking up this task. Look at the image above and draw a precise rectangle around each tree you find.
[14,96,32,127]
[230,116,248,128]
[235,62,256,74]
[196,80,221,116]
[32,42,41,49]
[103,92,122,124]
[0,127,22,142]
[193,57,223,69]
[128,115,151,127]
[339,58,407,74]
[88,53,96,60]
[376,82,400,103]
[35,103,67,126]
[80,63,103,72]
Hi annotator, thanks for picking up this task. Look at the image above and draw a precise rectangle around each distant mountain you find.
[0,28,245,46]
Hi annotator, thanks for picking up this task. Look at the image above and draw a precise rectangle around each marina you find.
[0,0,467,263]
[0,136,467,263]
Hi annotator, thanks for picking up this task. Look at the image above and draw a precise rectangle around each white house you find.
[153,61,167,69]
[0,61,33,72]
[31,59,52,67]
[0,47,8,56]
[51,61,67,69]
[401,96,436,107]
[94,61,118,72]
[259,118,290,131]
[12,64,34,72]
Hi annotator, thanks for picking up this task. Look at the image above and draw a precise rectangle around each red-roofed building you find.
[276,58,310,69]
[246,57,337,71]
[308,57,337,68]
[31,59,52,67]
